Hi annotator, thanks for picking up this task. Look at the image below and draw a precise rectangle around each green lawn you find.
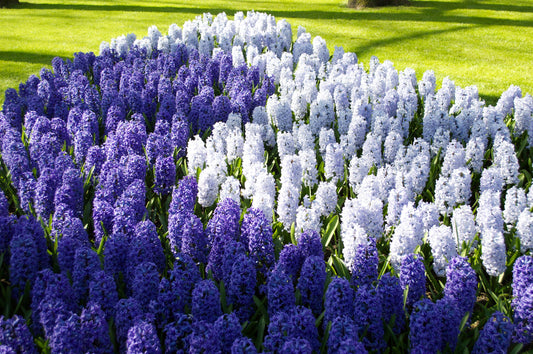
[1,0,533,106]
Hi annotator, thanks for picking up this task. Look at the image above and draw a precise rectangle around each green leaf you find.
[322,214,339,248]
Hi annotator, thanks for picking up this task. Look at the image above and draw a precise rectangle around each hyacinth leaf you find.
[321,214,339,248]
[510,344,524,354]
[320,321,332,354]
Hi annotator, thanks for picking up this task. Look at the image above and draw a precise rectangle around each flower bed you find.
[0,11,532,353]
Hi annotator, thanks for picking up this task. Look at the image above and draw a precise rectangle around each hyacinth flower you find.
[324,277,356,329]
[126,321,162,354]
[472,311,513,354]
[241,208,275,278]
[49,313,83,354]
[267,265,296,317]
[354,284,385,352]
[9,219,41,299]
[212,312,243,353]
[378,273,406,334]
[80,303,113,353]
[88,270,119,320]
[114,298,144,351]
[132,261,160,312]
[399,254,426,308]
[297,255,326,317]
[0,315,37,354]
[31,269,76,336]
[72,246,101,305]
[350,237,379,290]
[512,255,533,344]
[163,314,193,353]
[277,244,305,283]
[227,253,257,322]
[264,307,319,353]
[191,279,222,323]
[231,337,258,354]
[444,256,478,320]
[128,220,166,274]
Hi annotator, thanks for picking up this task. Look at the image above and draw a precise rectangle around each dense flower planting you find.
[1,10,533,353]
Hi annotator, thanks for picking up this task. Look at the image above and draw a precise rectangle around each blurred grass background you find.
[1,0,532,105]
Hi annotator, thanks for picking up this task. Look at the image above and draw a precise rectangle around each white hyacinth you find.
[427,225,457,277]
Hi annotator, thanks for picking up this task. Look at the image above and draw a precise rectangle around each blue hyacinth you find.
[0,315,37,354]
[297,255,326,316]
[192,279,222,323]
[126,321,162,354]
[399,254,426,308]
[324,277,355,328]
[472,311,513,354]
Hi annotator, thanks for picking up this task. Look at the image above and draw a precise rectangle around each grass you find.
[1,0,533,106]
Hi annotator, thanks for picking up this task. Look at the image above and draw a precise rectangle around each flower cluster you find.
[1,10,532,353]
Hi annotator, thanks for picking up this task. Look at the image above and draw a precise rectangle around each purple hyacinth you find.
[267,265,295,317]
[121,153,147,186]
[324,277,355,328]
[84,145,105,179]
[31,269,76,336]
[400,254,426,308]
[327,316,360,353]
[298,229,324,260]
[88,270,119,320]
[163,314,193,353]
[49,313,82,354]
[350,238,379,289]
[114,298,145,351]
[72,246,101,304]
[171,116,189,158]
[444,256,477,318]
[207,199,242,279]
[297,255,326,316]
[513,284,533,344]
[264,307,319,353]
[512,255,533,307]
[127,321,162,354]
[96,162,126,204]
[191,279,222,323]
[54,168,84,217]
[409,299,443,354]
[277,244,305,283]
[0,315,37,354]
[154,155,176,195]
[280,338,312,354]
[113,179,146,237]
[221,240,247,286]
[227,253,257,322]
[80,303,113,354]
[38,297,70,339]
[9,222,40,299]
[212,95,232,123]
[129,220,166,274]
[1,131,31,185]
[242,208,275,277]
[472,311,513,354]
[231,337,258,354]
[92,198,114,245]
[206,198,241,247]
[188,321,222,353]
[56,215,89,274]
[179,212,207,264]
[132,261,160,311]
[436,296,462,351]
[167,254,201,314]
[377,273,405,334]
[103,232,129,283]
[213,313,243,353]
[169,175,198,214]
[354,284,385,352]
